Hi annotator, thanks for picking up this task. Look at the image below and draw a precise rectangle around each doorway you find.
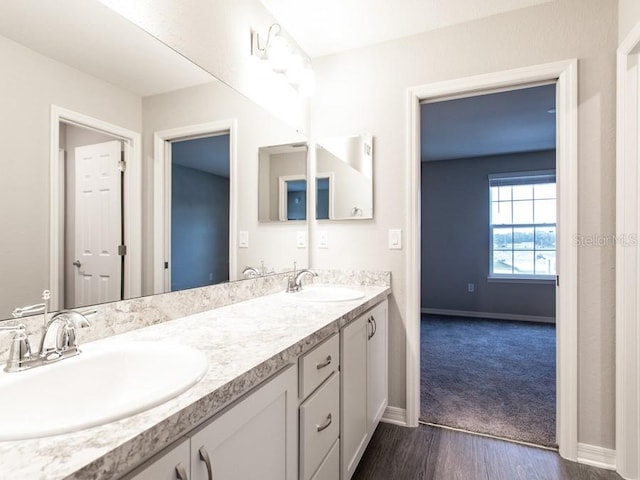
[50,106,142,312]
[419,85,557,447]
[153,120,237,294]
[406,60,578,460]
[170,133,231,291]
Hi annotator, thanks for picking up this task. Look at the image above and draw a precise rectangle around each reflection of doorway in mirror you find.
[153,119,237,295]
[50,106,142,312]
[71,139,123,308]
[278,175,307,221]
[286,180,307,221]
[170,134,231,292]
[316,172,334,220]
[61,125,125,309]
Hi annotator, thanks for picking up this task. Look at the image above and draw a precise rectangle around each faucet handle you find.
[2,324,32,372]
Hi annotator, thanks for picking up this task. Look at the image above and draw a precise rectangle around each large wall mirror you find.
[315,134,374,220]
[0,0,307,320]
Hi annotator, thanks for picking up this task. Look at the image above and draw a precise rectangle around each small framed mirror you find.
[258,142,309,222]
[315,134,373,220]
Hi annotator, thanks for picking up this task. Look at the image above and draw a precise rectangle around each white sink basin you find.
[0,340,208,440]
[292,285,365,302]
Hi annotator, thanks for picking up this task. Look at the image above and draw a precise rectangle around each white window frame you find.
[488,170,556,281]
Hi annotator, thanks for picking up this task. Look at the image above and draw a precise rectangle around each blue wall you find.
[171,164,229,291]
[421,150,556,320]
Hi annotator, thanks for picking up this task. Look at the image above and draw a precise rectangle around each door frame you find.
[50,105,142,311]
[153,119,238,294]
[316,171,335,220]
[405,59,578,460]
[616,21,640,480]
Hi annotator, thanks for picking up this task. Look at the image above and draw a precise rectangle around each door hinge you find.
[556,275,559,287]
[164,261,169,269]
[118,244,127,256]
[118,160,126,172]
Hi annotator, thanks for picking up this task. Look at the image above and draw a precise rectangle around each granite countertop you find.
[0,285,390,479]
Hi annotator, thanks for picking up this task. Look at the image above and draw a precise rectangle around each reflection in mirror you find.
[0,0,307,321]
[315,134,374,220]
[258,143,309,222]
[171,134,230,291]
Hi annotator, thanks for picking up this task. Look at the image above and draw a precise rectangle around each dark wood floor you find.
[352,423,623,480]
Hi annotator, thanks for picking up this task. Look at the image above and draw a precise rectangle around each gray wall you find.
[421,150,556,319]
[171,164,229,291]
[311,0,617,449]
[619,0,640,42]
[0,34,140,318]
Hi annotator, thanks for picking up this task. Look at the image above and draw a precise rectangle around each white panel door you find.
[73,140,122,307]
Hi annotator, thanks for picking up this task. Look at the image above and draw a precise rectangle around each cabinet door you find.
[367,299,388,432]
[189,365,298,480]
[122,437,190,480]
[340,314,368,480]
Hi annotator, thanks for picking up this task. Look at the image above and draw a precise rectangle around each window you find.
[489,171,556,278]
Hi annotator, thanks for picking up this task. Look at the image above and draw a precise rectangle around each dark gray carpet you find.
[420,315,556,447]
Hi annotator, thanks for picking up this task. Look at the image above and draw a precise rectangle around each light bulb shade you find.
[285,54,305,84]
[267,35,290,72]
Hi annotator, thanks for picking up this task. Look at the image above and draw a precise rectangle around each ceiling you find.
[0,0,212,97]
[259,0,554,58]
[172,135,231,178]
[421,84,556,162]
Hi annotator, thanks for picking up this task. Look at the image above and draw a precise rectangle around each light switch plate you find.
[389,229,402,249]
[238,230,249,248]
[318,230,328,248]
[296,231,307,248]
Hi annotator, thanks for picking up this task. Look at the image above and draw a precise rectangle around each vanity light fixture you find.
[251,23,315,96]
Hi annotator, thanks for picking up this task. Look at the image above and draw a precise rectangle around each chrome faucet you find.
[286,263,318,293]
[2,292,94,372]
[243,261,270,278]
[38,310,93,361]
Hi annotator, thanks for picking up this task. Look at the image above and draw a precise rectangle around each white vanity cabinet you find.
[121,365,298,480]
[119,295,389,480]
[340,299,388,480]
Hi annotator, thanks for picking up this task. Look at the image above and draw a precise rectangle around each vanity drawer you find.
[310,439,339,480]
[300,372,340,480]
[299,334,339,399]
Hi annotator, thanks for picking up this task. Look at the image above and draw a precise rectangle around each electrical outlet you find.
[318,230,328,248]
[296,231,307,248]
[468,283,475,293]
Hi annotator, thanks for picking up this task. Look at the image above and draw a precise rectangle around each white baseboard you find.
[421,308,555,324]
[577,443,616,470]
[381,406,407,426]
